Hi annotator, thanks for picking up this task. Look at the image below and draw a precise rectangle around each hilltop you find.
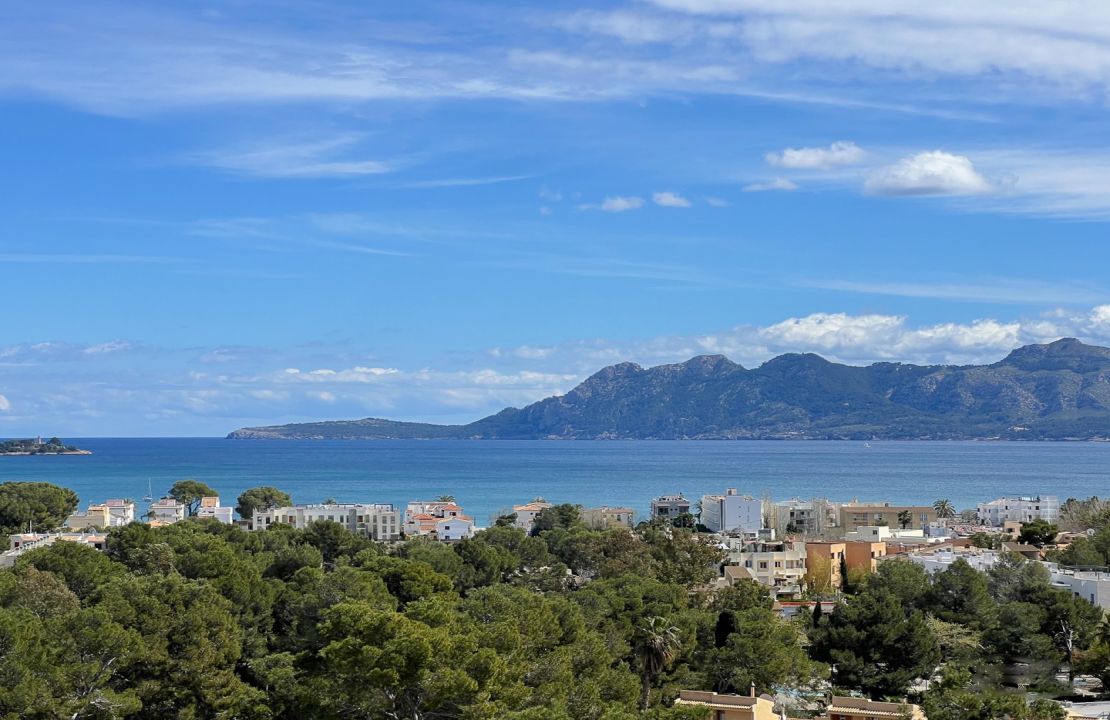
[227,338,1110,441]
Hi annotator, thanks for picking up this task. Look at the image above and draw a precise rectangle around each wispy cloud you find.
[393,174,533,189]
[190,135,393,179]
[652,191,692,208]
[802,277,1107,306]
[579,195,645,212]
[743,178,797,192]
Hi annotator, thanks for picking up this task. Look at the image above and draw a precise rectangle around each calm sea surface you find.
[1,439,1108,524]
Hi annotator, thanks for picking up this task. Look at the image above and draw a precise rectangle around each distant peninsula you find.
[228,338,1110,441]
[0,437,91,455]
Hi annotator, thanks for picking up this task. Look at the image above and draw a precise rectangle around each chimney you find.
[727,488,737,496]
[749,682,755,698]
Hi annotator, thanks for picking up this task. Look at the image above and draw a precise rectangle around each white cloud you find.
[192,135,392,179]
[83,340,131,355]
[705,196,731,207]
[865,151,992,196]
[743,178,798,192]
[652,191,692,207]
[766,141,864,170]
[580,196,645,212]
[0,394,10,412]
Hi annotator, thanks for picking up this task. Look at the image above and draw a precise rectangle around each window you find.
[759,561,768,569]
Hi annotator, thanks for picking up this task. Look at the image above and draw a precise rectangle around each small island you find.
[0,437,91,456]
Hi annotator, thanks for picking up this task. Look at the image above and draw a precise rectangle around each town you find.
[2,480,1108,719]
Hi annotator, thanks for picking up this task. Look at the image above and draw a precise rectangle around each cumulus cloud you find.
[766,141,865,170]
[743,178,798,192]
[0,394,10,412]
[705,196,731,207]
[864,151,993,196]
[652,191,692,207]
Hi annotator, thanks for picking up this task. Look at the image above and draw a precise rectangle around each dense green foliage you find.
[3,485,1109,719]
[168,479,218,516]
[230,339,1110,440]
[236,487,293,521]
[0,482,79,536]
[1,512,793,719]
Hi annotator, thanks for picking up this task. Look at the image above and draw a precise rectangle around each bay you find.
[1,438,1108,525]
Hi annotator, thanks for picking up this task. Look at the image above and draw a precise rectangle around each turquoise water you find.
[1,439,1107,524]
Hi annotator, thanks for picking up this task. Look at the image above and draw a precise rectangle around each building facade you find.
[805,541,847,591]
[512,500,552,531]
[674,690,779,720]
[581,506,635,530]
[650,495,692,522]
[725,539,808,596]
[839,503,937,533]
[2,532,108,567]
[148,498,186,525]
[977,495,1060,526]
[822,696,926,720]
[196,496,234,524]
[773,498,835,536]
[701,489,764,534]
[251,503,401,540]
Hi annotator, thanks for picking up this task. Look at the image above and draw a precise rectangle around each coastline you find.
[0,449,93,456]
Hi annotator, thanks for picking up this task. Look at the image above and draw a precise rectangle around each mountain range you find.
[227,338,1110,441]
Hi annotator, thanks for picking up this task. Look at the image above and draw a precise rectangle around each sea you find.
[1,438,1108,524]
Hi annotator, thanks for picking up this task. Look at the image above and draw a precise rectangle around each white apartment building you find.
[650,495,692,521]
[700,489,763,534]
[195,496,234,524]
[148,497,186,525]
[512,500,553,531]
[251,503,401,541]
[2,532,108,567]
[404,500,472,540]
[906,548,1110,611]
[436,516,475,542]
[977,495,1059,526]
[103,499,136,525]
[66,498,138,530]
[724,538,808,596]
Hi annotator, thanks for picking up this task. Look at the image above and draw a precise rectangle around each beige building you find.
[839,503,937,532]
[805,541,846,590]
[65,504,112,530]
[581,506,635,530]
[845,541,887,574]
[674,690,779,720]
[512,500,552,531]
[725,539,808,596]
[822,695,926,720]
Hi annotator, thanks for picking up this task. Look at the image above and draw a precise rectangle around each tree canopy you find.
[235,486,292,520]
[167,479,217,516]
[0,481,79,536]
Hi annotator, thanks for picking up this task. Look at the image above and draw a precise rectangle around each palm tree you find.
[633,616,683,710]
[897,510,912,530]
[933,498,956,520]
[437,495,456,503]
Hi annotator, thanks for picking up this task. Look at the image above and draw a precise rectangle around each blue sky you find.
[4,0,1110,435]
